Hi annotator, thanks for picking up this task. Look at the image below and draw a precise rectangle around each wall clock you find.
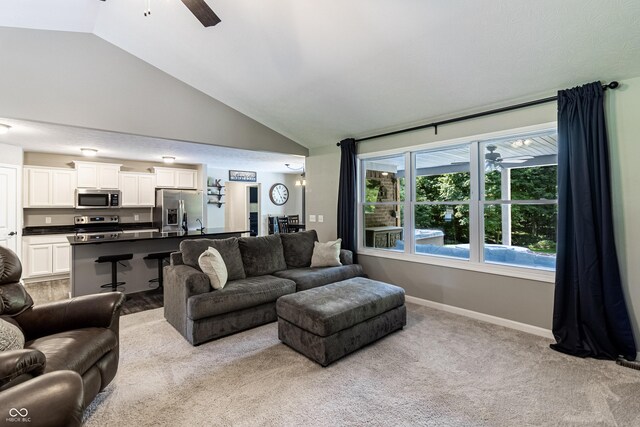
[269,183,289,206]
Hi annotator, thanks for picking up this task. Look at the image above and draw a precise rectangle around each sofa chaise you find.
[164,230,364,345]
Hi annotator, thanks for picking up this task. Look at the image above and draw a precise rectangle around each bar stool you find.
[144,251,173,290]
[96,253,133,292]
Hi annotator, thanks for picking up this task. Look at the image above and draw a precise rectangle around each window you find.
[362,155,405,251]
[413,145,471,260]
[359,129,557,273]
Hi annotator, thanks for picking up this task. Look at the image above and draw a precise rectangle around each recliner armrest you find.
[340,249,354,265]
[0,349,46,388]
[15,292,125,342]
[0,370,84,427]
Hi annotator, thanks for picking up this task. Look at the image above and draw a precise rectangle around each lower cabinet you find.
[22,236,72,279]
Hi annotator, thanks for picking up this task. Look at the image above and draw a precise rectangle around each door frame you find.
[0,163,22,259]
[246,184,261,236]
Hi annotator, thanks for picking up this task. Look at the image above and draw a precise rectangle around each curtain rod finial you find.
[336,142,341,146]
[607,81,619,89]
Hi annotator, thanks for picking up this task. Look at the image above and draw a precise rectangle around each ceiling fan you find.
[485,144,533,168]
[100,0,221,27]
[450,145,533,170]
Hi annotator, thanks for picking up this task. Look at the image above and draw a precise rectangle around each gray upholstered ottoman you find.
[276,277,406,366]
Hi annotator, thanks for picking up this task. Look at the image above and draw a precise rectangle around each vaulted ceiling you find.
[1,0,640,148]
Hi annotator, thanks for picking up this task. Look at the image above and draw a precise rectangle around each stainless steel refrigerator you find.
[153,189,204,232]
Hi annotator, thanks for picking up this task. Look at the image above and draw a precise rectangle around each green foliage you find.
[414,165,558,251]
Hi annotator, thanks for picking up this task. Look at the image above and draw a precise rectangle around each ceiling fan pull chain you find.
[144,0,151,17]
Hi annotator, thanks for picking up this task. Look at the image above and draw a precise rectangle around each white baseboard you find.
[405,295,554,339]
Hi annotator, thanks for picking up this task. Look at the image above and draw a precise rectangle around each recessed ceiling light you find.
[81,148,98,157]
[381,172,389,176]
[0,124,11,134]
[163,156,175,164]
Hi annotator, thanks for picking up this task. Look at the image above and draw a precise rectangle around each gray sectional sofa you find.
[164,230,364,345]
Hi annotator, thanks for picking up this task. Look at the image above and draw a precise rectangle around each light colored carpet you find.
[84,304,640,426]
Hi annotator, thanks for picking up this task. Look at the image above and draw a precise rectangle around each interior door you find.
[0,166,19,253]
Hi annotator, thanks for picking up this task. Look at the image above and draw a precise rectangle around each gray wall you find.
[307,76,640,341]
[0,27,307,157]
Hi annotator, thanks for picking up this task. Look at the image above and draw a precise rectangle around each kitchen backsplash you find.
[23,208,153,227]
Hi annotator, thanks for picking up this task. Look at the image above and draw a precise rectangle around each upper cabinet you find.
[119,172,156,207]
[23,167,77,208]
[153,167,197,189]
[73,161,121,189]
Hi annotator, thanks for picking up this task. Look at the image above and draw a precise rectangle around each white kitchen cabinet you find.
[137,174,156,206]
[153,167,197,189]
[74,161,122,189]
[26,244,53,277]
[52,242,71,274]
[23,167,77,208]
[119,172,156,207]
[176,169,197,189]
[22,235,72,279]
[154,168,176,188]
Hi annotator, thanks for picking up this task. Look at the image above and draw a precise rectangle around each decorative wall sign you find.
[229,170,257,182]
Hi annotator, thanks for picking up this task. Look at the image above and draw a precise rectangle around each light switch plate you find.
[309,215,316,223]
[134,214,140,221]
[318,215,324,223]
[45,217,52,224]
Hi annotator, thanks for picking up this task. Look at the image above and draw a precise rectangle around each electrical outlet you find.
[318,215,324,223]
[45,217,52,224]
[134,214,140,221]
[309,215,316,223]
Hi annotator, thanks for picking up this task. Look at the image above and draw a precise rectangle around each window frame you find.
[356,122,557,283]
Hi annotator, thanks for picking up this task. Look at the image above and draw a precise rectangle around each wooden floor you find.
[121,287,164,315]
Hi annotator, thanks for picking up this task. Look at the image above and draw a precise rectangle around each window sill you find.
[357,248,556,283]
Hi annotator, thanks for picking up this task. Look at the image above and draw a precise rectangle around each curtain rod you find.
[337,81,619,146]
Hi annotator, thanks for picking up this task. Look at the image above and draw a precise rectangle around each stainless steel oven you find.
[75,189,121,209]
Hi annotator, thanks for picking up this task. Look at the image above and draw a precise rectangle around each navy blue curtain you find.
[551,82,636,360]
[337,138,357,259]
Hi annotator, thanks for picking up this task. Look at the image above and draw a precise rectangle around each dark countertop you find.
[23,223,156,236]
[67,228,250,245]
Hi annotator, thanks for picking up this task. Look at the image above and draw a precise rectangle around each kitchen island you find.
[69,228,249,296]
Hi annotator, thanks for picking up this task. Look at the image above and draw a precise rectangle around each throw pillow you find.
[198,247,228,290]
[310,239,343,268]
[0,318,24,351]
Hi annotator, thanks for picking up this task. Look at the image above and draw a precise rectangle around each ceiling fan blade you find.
[181,0,221,27]
[500,159,528,164]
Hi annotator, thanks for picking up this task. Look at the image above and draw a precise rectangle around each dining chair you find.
[288,215,300,225]
[277,217,289,233]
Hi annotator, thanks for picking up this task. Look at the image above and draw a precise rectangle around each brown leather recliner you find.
[0,246,125,427]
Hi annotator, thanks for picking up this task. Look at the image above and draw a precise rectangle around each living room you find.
[1,1,640,426]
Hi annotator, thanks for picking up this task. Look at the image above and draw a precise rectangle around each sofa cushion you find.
[272,264,364,292]
[279,230,318,268]
[26,328,118,375]
[187,275,296,320]
[198,247,228,290]
[180,237,246,281]
[238,235,287,277]
[276,277,405,337]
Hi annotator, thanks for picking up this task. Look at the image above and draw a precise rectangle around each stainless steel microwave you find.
[75,189,121,209]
